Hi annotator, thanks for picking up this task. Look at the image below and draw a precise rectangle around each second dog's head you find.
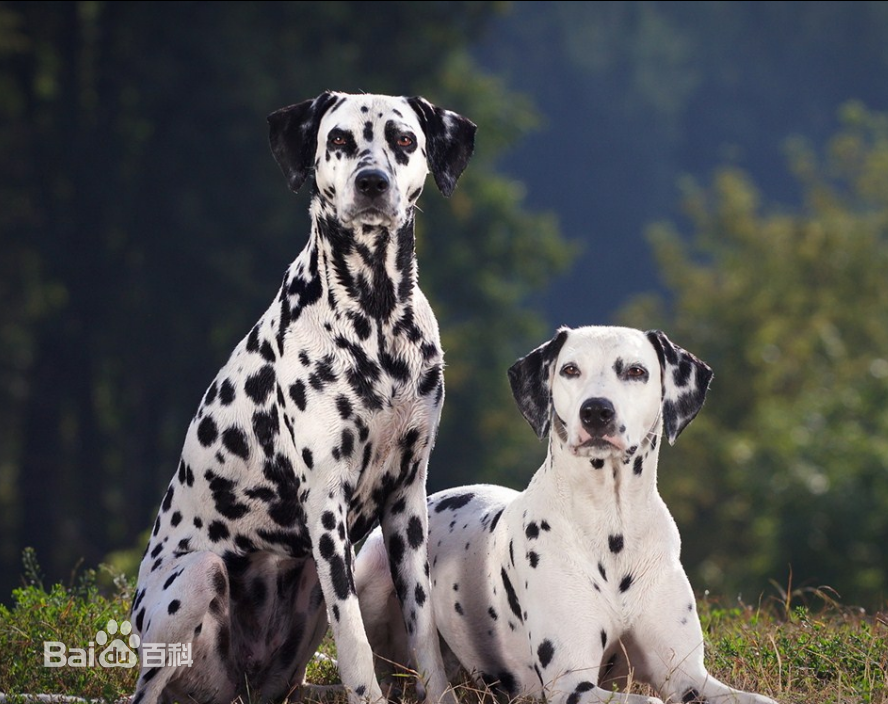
[508,326,713,459]
[267,92,476,228]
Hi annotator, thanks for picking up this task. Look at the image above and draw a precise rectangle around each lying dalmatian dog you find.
[356,325,778,704]
[130,92,475,704]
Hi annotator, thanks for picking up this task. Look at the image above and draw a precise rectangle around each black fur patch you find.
[197,417,218,447]
[289,380,307,411]
[161,485,174,512]
[537,639,555,668]
[434,492,475,513]
[500,568,523,623]
[330,554,352,599]
[309,355,337,390]
[208,520,230,542]
[252,409,279,455]
[566,681,595,704]
[259,339,276,362]
[406,515,424,549]
[418,364,442,396]
[206,470,249,520]
[244,365,276,404]
[335,395,353,419]
[388,533,406,566]
[219,379,235,405]
[222,426,250,461]
[335,336,384,410]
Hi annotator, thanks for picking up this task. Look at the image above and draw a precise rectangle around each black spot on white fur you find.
[434,492,475,513]
[537,639,554,668]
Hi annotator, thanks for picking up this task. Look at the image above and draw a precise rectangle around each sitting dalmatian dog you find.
[130,92,475,704]
[356,325,778,704]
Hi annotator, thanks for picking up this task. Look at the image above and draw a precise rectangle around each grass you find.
[0,550,886,703]
[697,597,888,703]
[0,549,139,702]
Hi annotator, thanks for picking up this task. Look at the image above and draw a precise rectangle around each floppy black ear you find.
[268,91,338,193]
[645,330,714,445]
[507,328,570,440]
[406,96,476,197]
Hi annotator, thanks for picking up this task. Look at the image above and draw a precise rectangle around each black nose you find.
[580,398,616,432]
[355,169,390,198]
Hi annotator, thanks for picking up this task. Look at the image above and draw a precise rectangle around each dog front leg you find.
[380,463,456,703]
[637,570,779,704]
[308,489,384,704]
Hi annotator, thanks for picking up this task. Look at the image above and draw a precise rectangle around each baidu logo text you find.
[43,619,192,669]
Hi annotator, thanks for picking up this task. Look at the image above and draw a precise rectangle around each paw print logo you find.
[96,619,140,668]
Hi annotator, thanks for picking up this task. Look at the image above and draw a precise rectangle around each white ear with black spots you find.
[406,96,476,197]
[645,330,714,445]
[507,328,570,440]
[267,91,338,193]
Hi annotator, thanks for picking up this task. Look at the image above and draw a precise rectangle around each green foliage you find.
[619,103,888,609]
[0,549,137,700]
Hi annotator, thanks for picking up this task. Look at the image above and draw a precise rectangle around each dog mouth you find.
[343,204,399,227]
[571,432,626,457]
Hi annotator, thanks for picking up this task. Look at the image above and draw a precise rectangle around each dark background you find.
[1,1,887,609]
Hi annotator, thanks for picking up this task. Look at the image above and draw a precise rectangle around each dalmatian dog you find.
[130,92,475,704]
[355,326,778,704]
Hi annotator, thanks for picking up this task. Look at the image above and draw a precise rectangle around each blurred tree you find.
[619,103,888,608]
[475,1,888,327]
[0,1,568,596]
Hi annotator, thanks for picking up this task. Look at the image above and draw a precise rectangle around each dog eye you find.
[396,134,414,147]
[329,132,347,147]
[560,363,581,378]
[625,365,648,379]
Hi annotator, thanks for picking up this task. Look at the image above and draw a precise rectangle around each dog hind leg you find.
[131,552,239,704]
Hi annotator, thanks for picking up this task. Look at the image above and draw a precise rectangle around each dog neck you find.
[532,419,664,518]
[300,197,419,323]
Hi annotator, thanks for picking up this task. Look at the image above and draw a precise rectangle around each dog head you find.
[267,92,476,228]
[507,326,713,458]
